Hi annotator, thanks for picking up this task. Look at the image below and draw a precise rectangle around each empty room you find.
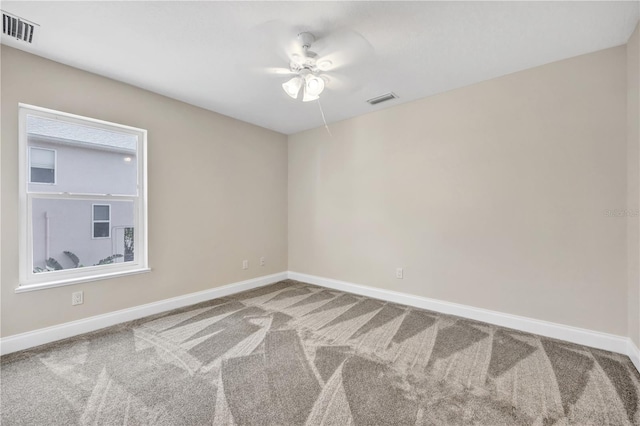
[1,1,640,425]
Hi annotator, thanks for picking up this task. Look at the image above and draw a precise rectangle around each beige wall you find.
[1,38,635,341]
[629,23,640,347]
[289,46,628,336]
[1,46,288,337]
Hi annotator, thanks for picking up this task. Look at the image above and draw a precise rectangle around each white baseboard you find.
[1,271,288,356]
[629,339,640,373]
[288,271,631,357]
[3,269,636,371]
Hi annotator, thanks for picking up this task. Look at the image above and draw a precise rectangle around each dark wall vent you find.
[366,92,398,105]
[2,11,38,44]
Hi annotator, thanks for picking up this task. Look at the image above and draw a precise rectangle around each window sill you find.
[15,267,151,293]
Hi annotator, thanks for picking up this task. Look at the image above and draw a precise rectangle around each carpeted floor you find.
[2,280,639,425]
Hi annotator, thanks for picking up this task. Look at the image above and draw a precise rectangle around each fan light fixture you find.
[281,32,328,102]
[282,77,303,98]
[305,74,325,95]
[282,73,325,102]
[317,60,332,71]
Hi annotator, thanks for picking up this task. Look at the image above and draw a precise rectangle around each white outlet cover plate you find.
[72,291,83,305]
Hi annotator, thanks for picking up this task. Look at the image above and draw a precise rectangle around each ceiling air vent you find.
[366,92,398,105]
[2,11,38,44]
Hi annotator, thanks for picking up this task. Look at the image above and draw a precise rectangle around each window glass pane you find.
[93,205,110,221]
[93,222,110,238]
[27,115,137,195]
[30,147,55,168]
[32,198,135,273]
[124,227,134,262]
[31,167,54,184]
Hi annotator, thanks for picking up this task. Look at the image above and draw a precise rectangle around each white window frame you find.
[92,204,111,239]
[17,104,149,292]
[28,146,57,185]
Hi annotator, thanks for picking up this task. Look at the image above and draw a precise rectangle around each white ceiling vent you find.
[2,11,38,44]
[366,92,398,105]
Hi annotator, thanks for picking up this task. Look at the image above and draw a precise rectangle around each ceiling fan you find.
[281,32,332,102]
[255,25,374,103]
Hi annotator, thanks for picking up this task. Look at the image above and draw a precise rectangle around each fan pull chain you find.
[317,99,333,137]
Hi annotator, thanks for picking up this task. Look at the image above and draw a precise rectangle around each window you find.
[92,204,111,238]
[18,104,148,291]
[29,147,56,184]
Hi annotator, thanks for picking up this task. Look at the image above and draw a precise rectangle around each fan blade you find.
[233,22,294,79]
[322,72,363,93]
[250,20,306,63]
[235,19,310,82]
[253,67,296,76]
[312,29,375,71]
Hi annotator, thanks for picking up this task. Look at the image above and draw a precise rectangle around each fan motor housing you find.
[298,32,315,49]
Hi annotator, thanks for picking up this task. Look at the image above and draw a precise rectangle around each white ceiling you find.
[2,1,639,135]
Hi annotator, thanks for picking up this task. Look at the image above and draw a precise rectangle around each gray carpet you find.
[2,279,639,425]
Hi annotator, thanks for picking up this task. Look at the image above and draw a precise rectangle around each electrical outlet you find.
[242,260,249,270]
[72,291,83,306]
[260,256,265,266]
[395,268,404,279]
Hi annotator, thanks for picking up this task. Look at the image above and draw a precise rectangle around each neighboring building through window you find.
[92,204,111,238]
[18,104,148,290]
[29,147,55,184]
